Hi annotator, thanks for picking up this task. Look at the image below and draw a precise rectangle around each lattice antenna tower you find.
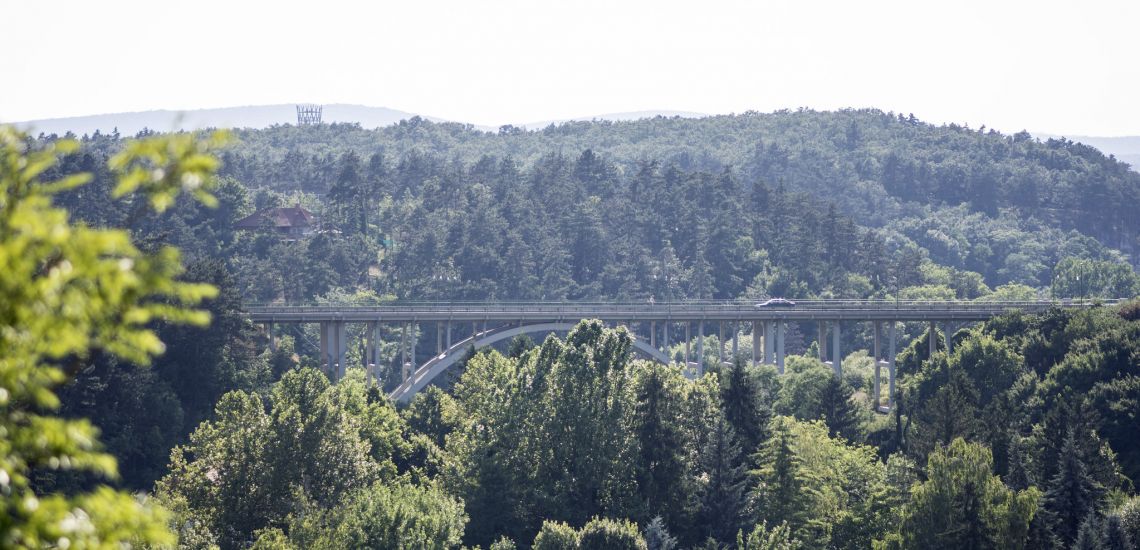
[296,104,323,125]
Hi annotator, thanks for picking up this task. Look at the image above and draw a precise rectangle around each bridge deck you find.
[246,300,1104,323]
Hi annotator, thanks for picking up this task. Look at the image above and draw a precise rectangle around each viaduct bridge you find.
[246,300,1103,406]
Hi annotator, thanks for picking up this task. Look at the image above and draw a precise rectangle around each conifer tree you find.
[752,418,808,531]
[1025,509,1060,550]
[1045,430,1105,545]
[720,357,772,454]
[1118,498,1140,550]
[1074,513,1103,550]
[644,516,678,550]
[696,414,749,543]
[633,365,688,526]
[817,374,863,441]
[1103,513,1134,550]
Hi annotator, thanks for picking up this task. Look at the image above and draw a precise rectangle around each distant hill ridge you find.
[8,104,1138,172]
[1034,134,1140,171]
[7,104,434,137]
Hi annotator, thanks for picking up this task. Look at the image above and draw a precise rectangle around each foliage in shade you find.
[1044,430,1106,545]
[0,126,224,547]
[694,414,749,543]
[720,358,775,454]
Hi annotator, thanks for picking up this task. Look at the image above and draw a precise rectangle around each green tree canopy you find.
[886,438,1039,549]
[0,126,225,547]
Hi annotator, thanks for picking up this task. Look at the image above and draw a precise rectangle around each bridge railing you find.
[245,299,1112,312]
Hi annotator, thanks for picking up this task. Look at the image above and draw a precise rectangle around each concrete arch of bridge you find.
[390,322,672,403]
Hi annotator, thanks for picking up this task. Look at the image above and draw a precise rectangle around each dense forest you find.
[5,110,1140,548]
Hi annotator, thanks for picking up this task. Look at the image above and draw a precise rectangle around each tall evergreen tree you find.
[816,374,863,441]
[752,418,809,532]
[644,516,679,550]
[633,365,688,526]
[1103,513,1135,550]
[696,414,749,544]
[720,358,772,454]
[1045,430,1106,545]
[1074,513,1103,550]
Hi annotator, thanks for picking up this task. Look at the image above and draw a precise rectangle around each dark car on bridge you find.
[756,298,796,308]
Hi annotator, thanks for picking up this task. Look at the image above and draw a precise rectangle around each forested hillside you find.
[48,109,1140,310]
[11,111,1140,549]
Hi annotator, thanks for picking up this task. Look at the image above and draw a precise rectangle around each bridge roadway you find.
[245,300,1104,404]
[246,299,1071,323]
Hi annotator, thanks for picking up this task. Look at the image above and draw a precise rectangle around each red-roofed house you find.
[233,203,316,238]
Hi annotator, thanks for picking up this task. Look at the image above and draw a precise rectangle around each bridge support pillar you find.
[752,321,760,367]
[731,321,739,360]
[364,322,380,384]
[776,321,785,374]
[818,321,828,362]
[663,320,669,353]
[338,323,347,379]
[873,321,882,409]
[410,322,417,377]
[946,322,955,354]
[718,322,725,364]
[436,322,443,355]
[363,322,372,373]
[685,322,691,367]
[446,321,451,349]
[888,321,897,410]
[266,323,276,352]
[401,323,410,381]
[319,321,347,380]
[764,321,775,364]
[929,321,937,358]
[650,321,656,349]
[320,321,328,374]
[831,321,842,377]
[697,321,705,375]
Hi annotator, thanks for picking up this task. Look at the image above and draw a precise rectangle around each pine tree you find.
[1074,513,1103,550]
[817,374,863,441]
[634,366,688,526]
[1045,430,1105,545]
[1025,508,1060,550]
[1004,434,1035,491]
[720,358,772,454]
[752,418,808,531]
[1121,498,1140,548]
[328,150,366,234]
[1103,513,1135,550]
[644,516,678,550]
[696,414,749,543]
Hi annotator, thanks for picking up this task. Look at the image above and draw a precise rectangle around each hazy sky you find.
[2,0,1138,135]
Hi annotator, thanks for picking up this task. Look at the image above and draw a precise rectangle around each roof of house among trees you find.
[233,204,315,230]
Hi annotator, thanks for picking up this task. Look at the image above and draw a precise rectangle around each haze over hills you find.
[7,104,436,137]
[1035,134,1140,170]
[9,103,1140,171]
[10,104,710,136]
[518,110,709,129]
